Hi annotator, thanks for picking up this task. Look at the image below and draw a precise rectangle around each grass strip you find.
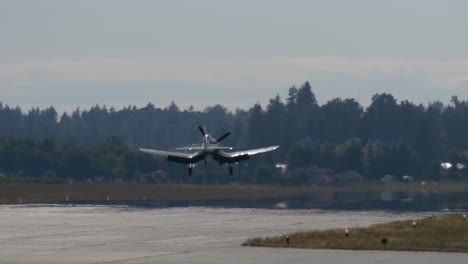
[243,214,468,252]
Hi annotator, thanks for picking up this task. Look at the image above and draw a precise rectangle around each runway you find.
[0,205,465,263]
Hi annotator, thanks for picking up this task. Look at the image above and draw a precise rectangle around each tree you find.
[320,98,363,143]
[286,82,320,141]
[0,104,23,137]
[443,97,468,148]
[286,85,298,112]
[247,103,266,148]
[266,95,287,159]
[335,138,363,173]
[296,81,317,108]
[363,140,419,179]
[361,93,400,141]
[287,140,335,170]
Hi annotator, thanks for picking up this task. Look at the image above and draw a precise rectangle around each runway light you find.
[463,215,466,221]
[381,238,388,247]
[345,229,349,236]
[456,163,466,170]
[412,221,416,228]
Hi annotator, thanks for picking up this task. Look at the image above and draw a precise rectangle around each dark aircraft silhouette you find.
[140,126,279,175]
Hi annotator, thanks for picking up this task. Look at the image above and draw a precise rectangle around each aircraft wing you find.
[212,145,279,164]
[139,148,205,164]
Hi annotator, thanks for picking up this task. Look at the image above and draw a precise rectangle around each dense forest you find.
[1,81,467,184]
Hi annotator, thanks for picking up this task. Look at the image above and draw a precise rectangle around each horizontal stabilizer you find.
[176,147,205,151]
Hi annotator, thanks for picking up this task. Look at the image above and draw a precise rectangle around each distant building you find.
[381,174,395,184]
[402,175,413,184]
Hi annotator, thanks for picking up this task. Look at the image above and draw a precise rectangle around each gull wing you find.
[139,148,205,164]
[212,146,279,164]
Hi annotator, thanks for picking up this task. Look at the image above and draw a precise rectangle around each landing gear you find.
[228,164,233,175]
[188,164,194,176]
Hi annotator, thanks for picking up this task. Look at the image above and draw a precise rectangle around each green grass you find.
[243,214,468,252]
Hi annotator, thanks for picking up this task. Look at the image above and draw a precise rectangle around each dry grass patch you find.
[0,184,321,204]
[0,182,466,204]
[243,214,468,252]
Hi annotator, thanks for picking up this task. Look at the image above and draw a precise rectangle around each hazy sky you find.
[1,0,468,113]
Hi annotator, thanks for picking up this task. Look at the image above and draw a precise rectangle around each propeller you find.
[198,126,230,144]
[214,132,231,144]
[198,126,206,136]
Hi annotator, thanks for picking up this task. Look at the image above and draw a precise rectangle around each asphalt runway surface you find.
[0,205,465,264]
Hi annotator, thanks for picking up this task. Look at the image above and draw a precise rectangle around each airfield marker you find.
[381,238,388,248]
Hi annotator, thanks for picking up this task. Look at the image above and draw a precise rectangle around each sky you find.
[1,0,468,113]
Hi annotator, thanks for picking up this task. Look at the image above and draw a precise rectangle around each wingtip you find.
[139,148,151,152]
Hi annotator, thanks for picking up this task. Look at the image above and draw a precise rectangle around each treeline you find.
[0,136,160,183]
[1,81,468,184]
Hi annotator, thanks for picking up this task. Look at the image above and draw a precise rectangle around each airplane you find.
[139,126,279,176]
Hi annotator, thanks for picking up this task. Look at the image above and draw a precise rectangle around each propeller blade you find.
[215,132,231,143]
[198,126,206,136]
